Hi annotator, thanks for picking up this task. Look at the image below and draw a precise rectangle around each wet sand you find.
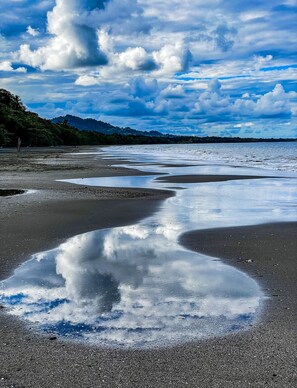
[156,174,277,184]
[0,147,296,387]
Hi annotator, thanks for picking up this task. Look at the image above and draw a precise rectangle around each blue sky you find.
[0,0,297,137]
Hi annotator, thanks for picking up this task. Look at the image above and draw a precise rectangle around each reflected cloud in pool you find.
[0,224,261,348]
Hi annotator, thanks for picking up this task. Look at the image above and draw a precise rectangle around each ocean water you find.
[0,142,296,349]
[103,142,297,174]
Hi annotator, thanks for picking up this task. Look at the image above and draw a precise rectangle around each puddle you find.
[1,151,297,349]
[0,189,25,197]
[0,225,262,349]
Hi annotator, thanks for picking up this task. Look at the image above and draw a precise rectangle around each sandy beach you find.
[0,147,296,388]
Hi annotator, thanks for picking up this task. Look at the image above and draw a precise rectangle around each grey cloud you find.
[214,25,237,52]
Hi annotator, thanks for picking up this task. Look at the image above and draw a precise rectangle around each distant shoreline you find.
[1,137,296,150]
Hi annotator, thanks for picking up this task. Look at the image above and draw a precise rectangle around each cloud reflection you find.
[1,220,261,348]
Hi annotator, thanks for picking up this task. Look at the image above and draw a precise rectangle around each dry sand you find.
[0,147,296,388]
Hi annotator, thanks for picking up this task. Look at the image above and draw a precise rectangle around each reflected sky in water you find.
[1,148,297,349]
[0,226,261,348]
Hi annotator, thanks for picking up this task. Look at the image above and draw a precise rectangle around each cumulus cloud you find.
[75,75,101,86]
[117,47,157,71]
[0,61,13,71]
[0,60,26,73]
[254,84,293,117]
[19,0,108,70]
[194,80,231,117]
[161,84,184,99]
[233,84,296,118]
[153,42,192,75]
[195,80,296,120]
[16,0,192,77]
[26,26,39,37]
[255,84,291,116]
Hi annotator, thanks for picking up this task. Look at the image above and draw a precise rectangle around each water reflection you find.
[62,176,297,231]
[0,225,261,348]
[2,157,297,348]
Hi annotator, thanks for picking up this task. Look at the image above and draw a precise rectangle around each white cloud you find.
[253,54,273,71]
[26,26,39,37]
[14,66,27,73]
[153,42,192,75]
[254,84,292,116]
[233,84,295,118]
[0,60,26,73]
[161,84,184,98]
[194,80,230,115]
[18,0,108,70]
[234,122,254,128]
[75,75,101,86]
[117,47,157,71]
[194,80,296,119]
[0,61,13,71]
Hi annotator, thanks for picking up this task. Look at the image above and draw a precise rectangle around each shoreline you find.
[0,147,296,387]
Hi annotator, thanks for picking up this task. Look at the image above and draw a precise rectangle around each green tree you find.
[0,124,9,146]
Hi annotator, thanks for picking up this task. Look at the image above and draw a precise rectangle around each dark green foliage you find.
[0,124,9,146]
[26,127,55,146]
[0,89,26,111]
[0,89,84,147]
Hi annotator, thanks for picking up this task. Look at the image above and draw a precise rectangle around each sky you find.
[0,0,297,138]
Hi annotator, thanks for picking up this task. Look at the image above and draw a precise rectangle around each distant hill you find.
[52,115,163,137]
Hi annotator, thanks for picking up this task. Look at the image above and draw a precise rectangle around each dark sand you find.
[0,147,296,388]
[156,174,277,184]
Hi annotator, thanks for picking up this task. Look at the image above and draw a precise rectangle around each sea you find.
[103,141,297,173]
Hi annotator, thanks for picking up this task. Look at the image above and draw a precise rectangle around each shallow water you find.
[1,144,297,349]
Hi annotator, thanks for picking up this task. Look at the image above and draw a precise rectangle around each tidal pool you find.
[1,155,297,349]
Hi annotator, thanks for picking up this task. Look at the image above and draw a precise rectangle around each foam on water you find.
[102,142,297,173]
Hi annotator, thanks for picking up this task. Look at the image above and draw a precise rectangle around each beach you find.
[0,147,296,388]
